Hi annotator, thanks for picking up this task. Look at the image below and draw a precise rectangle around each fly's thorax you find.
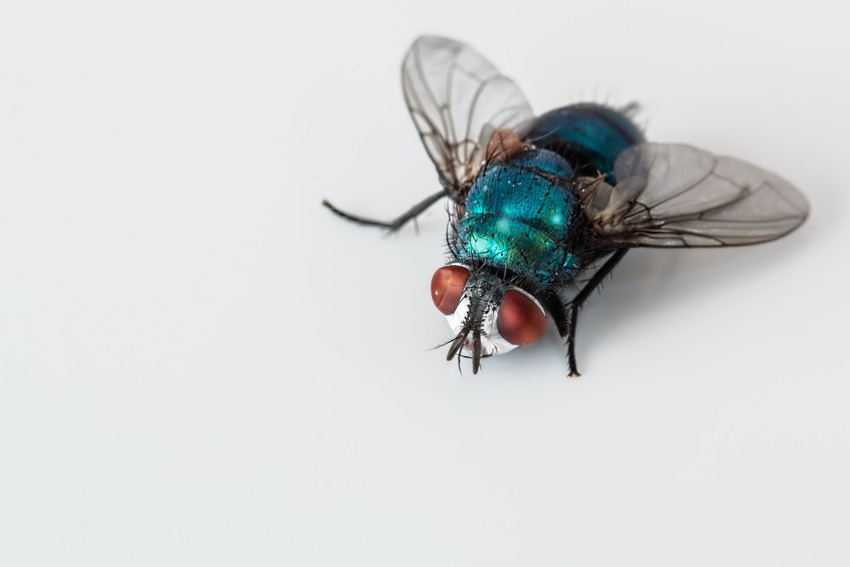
[453,149,582,287]
[430,264,547,368]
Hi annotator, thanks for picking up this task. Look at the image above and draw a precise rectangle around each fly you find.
[322,36,809,376]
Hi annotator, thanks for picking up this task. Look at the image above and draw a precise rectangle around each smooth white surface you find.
[1,1,847,565]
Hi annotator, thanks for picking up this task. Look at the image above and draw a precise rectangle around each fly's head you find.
[430,264,547,374]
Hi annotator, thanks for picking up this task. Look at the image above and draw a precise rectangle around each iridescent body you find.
[528,103,645,182]
[456,150,578,286]
[455,104,645,289]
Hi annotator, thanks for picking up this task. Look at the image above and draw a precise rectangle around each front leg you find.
[323,190,446,233]
[544,249,629,377]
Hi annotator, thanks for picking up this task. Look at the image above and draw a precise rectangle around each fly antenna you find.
[447,328,469,362]
[471,330,482,374]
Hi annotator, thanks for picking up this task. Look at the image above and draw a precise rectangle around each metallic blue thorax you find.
[455,104,645,288]
[456,150,579,287]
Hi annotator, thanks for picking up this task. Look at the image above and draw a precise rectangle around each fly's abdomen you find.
[455,150,579,286]
[526,103,644,182]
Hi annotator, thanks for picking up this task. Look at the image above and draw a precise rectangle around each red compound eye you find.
[430,265,469,315]
[497,289,547,345]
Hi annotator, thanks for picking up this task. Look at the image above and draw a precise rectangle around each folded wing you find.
[586,143,809,247]
[402,36,534,200]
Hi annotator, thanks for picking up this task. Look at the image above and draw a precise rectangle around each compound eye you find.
[430,265,469,315]
[497,289,547,345]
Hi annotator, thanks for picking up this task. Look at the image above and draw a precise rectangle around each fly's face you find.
[430,264,547,372]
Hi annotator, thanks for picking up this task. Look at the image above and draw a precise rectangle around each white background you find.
[1,1,848,565]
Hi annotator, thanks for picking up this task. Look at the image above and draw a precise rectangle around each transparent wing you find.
[586,143,809,247]
[402,36,534,200]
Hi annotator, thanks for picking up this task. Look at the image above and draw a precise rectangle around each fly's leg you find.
[322,190,446,233]
[549,249,629,377]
